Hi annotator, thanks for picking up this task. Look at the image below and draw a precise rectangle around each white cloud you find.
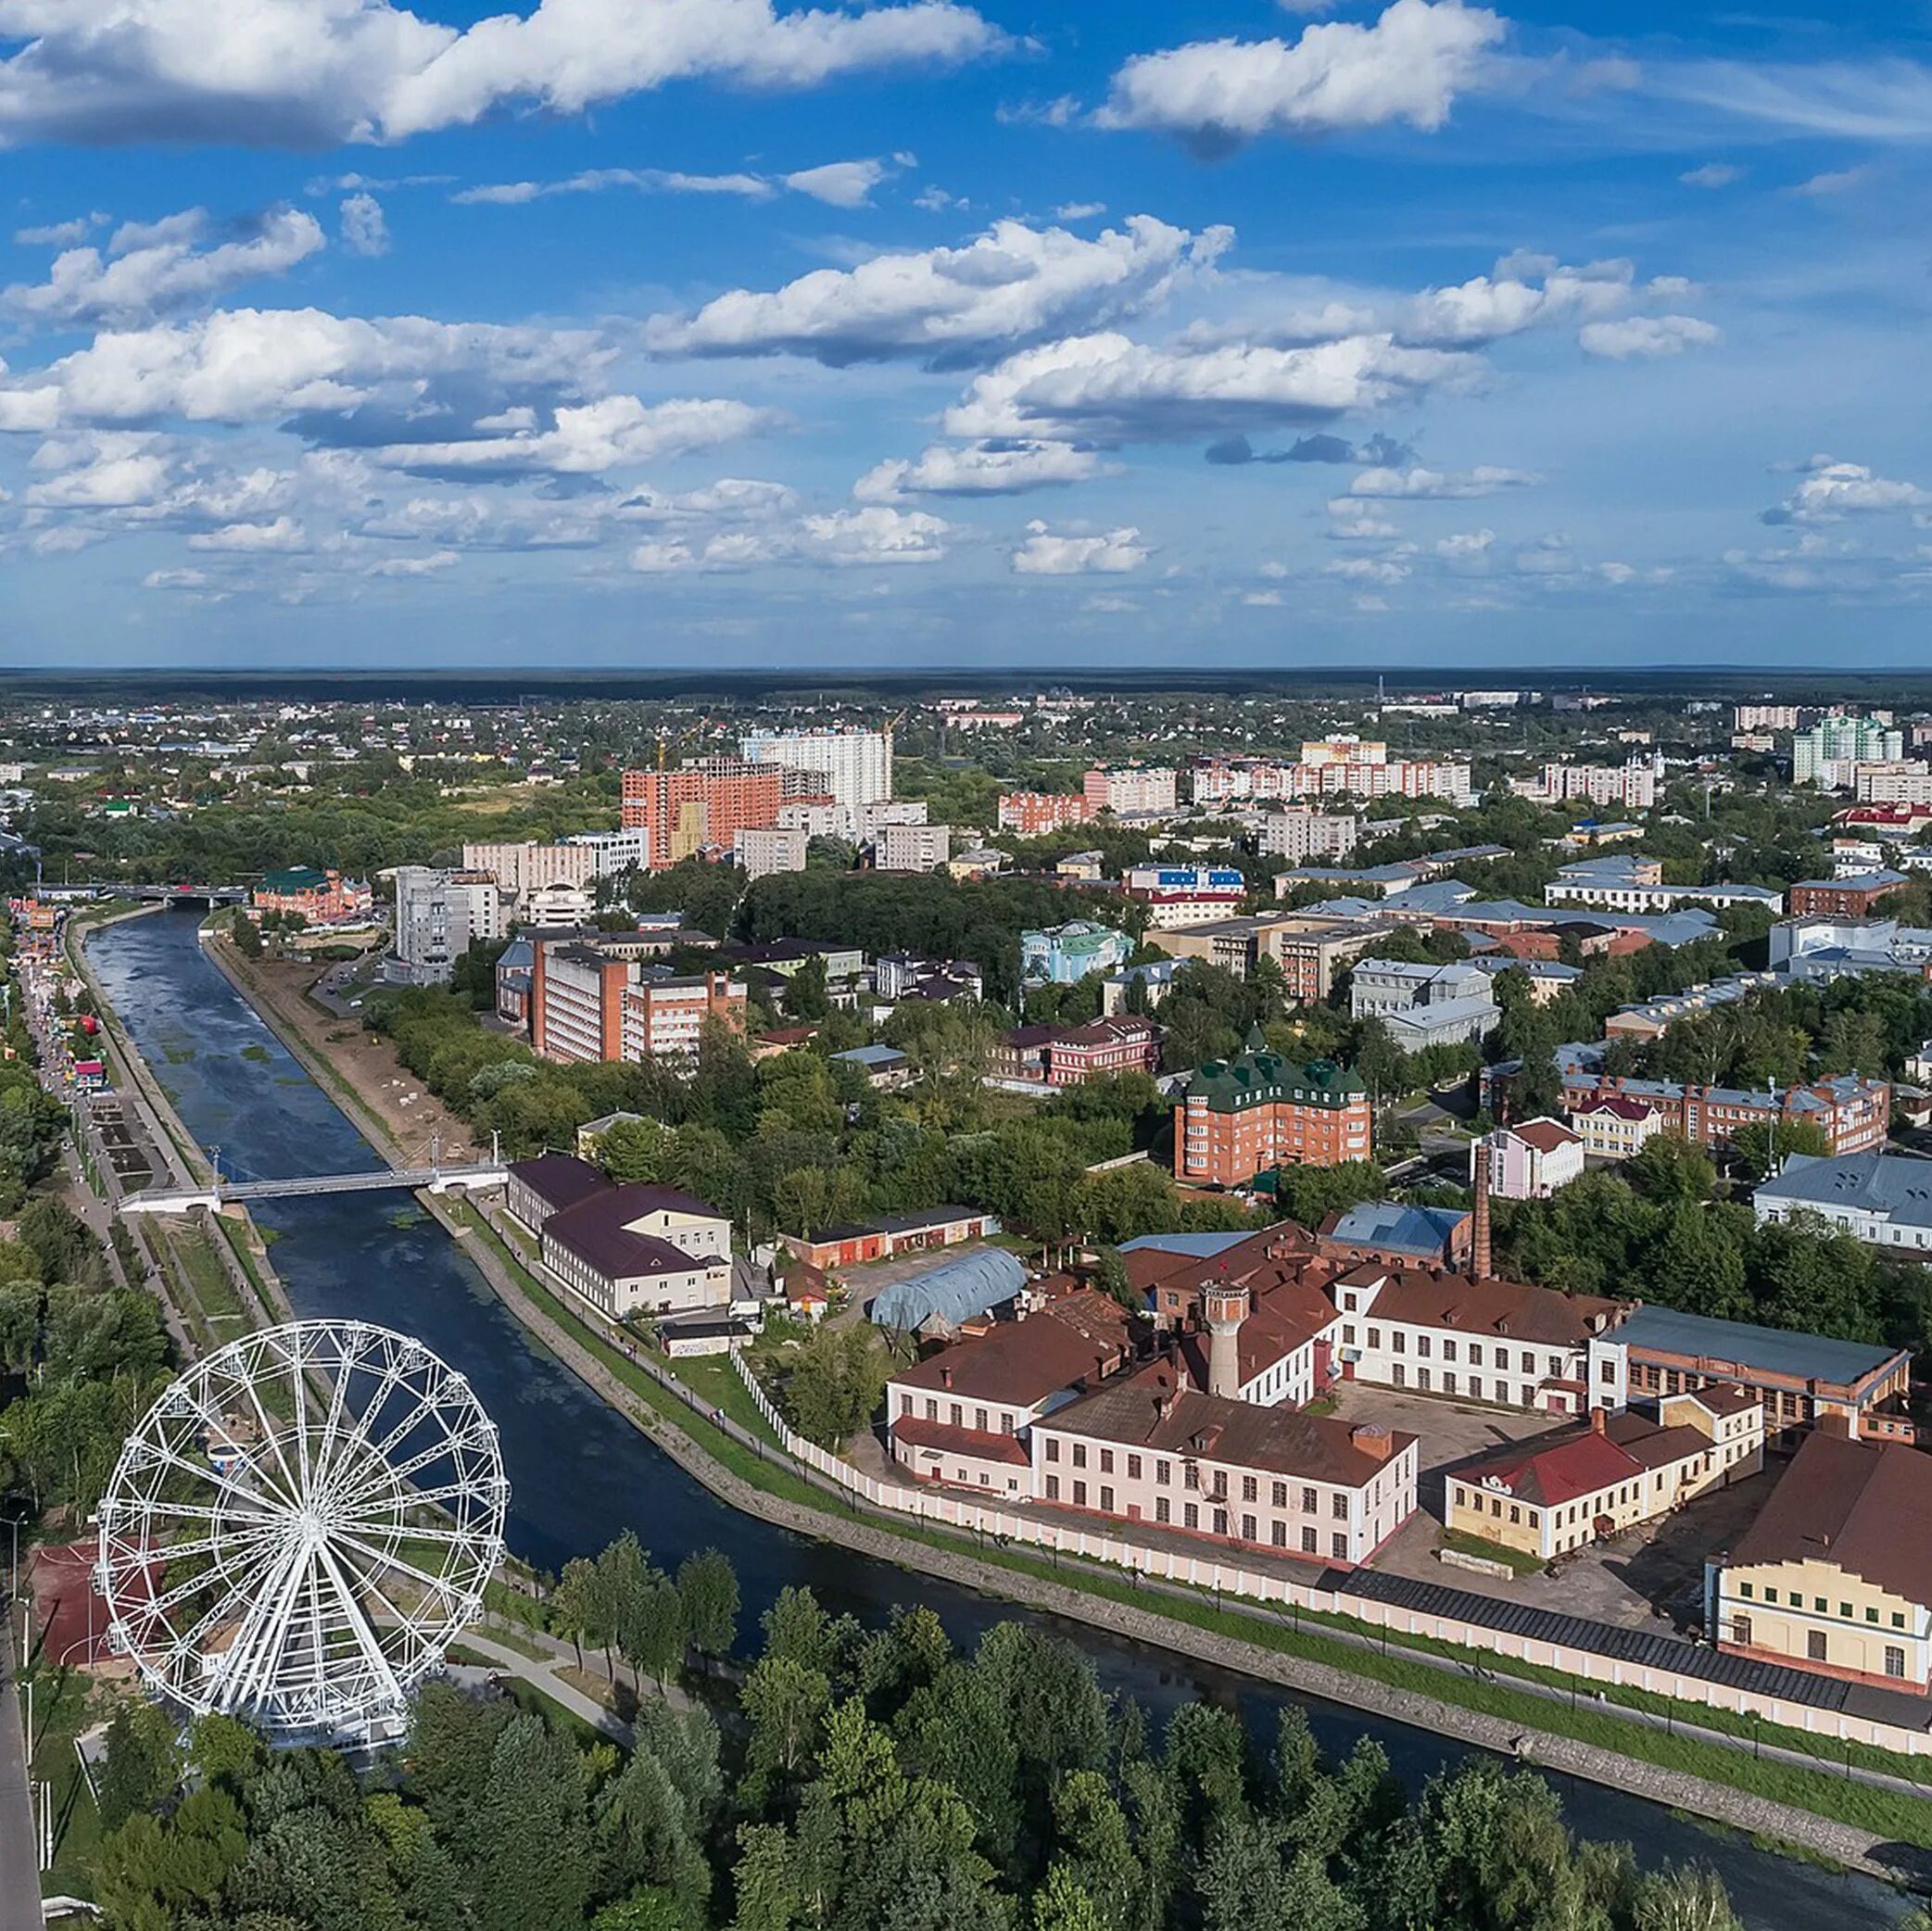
[629,501,953,571]
[1340,463,1539,499]
[1012,520,1147,574]
[1646,56,1932,143]
[453,167,774,206]
[782,158,890,207]
[3,208,325,325]
[23,432,172,507]
[1765,458,1929,525]
[186,514,308,550]
[1325,554,1409,583]
[1577,313,1720,360]
[1243,587,1284,605]
[371,395,771,475]
[1395,256,1641,347]
[142,567,210,589]
[1054,201,1106,220]
[799,504,951,563]
[1094,0,1507,151]
[1433,527,1494,556]
[854,440,1111,499]
[1679,161,1743,188]
[0,307,611,430]
[339,192,389,256]
[1791,165,1873,197]
[0,0,1006,147]
[14,214,104,246]
[365,549,459,575]
[944,330,1473,443]
[648,215,1228,363]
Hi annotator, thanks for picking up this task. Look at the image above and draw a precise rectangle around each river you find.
[87,909,1913,1928]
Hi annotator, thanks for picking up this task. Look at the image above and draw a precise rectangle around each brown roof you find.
[1729,1432,1932,1607]
[892,1297,1129,1407]
[1510,1117,1581,1155]
[1128,1223,1326,1307]
[891,1417,1031,1468]
[1456,1410,1712,1508]
[1042,1360,1414,1490]
[1178,1276,1339,1387]
[543,1183,726,1282]
[1671,1382,1760,1419]
[510,1153,612,1217]
[1341,1263,1628,1350]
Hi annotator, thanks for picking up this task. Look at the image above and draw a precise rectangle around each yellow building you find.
[1712,1429,1932,1692]
[1447,1388,1763,1563]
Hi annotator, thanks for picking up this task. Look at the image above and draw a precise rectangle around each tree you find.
[777,1325,887,1448]
[1643,1201,1749,1322]
[620,1571,689,1689]
[231,911,263,959]
[1627,1133,1717,1205]
[1732,1117,1829,1182]
[676,1547,739,1661]
[474,1711,593,1931]
[96,1696,182,1830]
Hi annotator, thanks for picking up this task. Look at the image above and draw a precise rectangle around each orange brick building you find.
[621,761,784,869]
[1174,1041,1372,1187]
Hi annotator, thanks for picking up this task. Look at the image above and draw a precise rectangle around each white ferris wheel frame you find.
[95,1319,508,1740]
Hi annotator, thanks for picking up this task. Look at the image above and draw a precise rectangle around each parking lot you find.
[1330,1381,1785,1634]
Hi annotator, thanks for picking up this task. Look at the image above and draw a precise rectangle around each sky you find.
[0,0,1928,672]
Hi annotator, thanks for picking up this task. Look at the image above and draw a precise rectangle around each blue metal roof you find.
[1326,1200,1467,1256]
[1614,1304,1905,1385]
[1117,1231,1252,1259]
[868,1248,1027,1330]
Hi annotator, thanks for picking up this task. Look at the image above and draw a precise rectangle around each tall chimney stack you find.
[1471,1141,1494,1281]
[1203,1282,1250,1401]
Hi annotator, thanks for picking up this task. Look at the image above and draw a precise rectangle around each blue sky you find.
[0,0,1927,670]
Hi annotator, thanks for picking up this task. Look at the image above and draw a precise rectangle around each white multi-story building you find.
[777,797,844,837]
[857,799,928,837]
[1854,764,1932,806]
[563,827,652,877]
[733,826,810,878]
[461,839,600,897]
[1793,718,1904,786]
[876,822,953,872]
[1736,704,1801,732]
[1531,759,1659,812]
[387,866,510,985]
[739,727,892,836]
[1258,810,1359,864]
[1083,765,1180,815]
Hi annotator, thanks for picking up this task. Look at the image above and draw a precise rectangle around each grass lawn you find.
[22,1662,107,1900]
[665,1348,785,1445]
[1440,1529,1547,1577]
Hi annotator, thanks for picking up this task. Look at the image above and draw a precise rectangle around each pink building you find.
[1476,1117,1585,1199]
[1030,1358,1418,1568]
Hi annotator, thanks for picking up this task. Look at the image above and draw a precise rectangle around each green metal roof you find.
[1181,1046,1367,1111]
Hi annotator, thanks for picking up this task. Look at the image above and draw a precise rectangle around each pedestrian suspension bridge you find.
[120,1134,508,1216]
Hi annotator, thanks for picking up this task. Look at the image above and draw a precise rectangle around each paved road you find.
[0,1620,41,1929]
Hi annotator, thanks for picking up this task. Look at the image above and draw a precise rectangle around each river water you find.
[88,909,1914,1928]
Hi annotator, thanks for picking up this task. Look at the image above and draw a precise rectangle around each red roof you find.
[1577,1094,1652,1121]
[1471,1429,1638,1507]
[1510,1117,1580,1155]
[890,1417,1032,1467]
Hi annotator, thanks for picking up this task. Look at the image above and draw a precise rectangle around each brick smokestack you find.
[1471,1141,1494,1281]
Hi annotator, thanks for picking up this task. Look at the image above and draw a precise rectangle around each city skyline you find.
[0,0,1927,667]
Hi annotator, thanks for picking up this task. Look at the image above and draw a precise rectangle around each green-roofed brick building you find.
[1175,1035,1371,1187]
[251,865,373,924]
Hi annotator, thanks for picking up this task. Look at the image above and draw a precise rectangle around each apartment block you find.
[1257,809,1359,865]
[621,760,785,867]
[734,825,810,878]
[1794,718,1904,786]
[1173,1044,1371,1186]
[461,839,598,897]
[1527,759,1659,813]
[1083,765,1179,815]
[876,821,953,872]
[739,727,892,835]
[387,865,511,986]
[1854,764,1932,806]
[529,935,747,1066]
[996,790,1092,836]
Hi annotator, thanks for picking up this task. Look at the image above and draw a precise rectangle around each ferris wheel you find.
[95,1320,508,1740]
